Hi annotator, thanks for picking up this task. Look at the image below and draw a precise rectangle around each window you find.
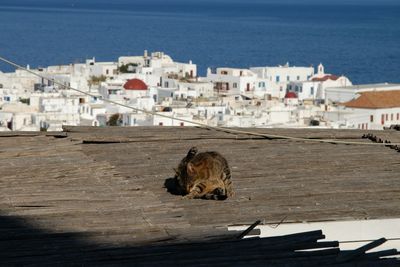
[310,87,314,95]
[299,86,303,93]
[391,114,394,121]
[0,84,3,89]
[276,76,280,82]
[180,122,184,126]
[386,114,389,120]
[381,114,385,125]
[159,122,163,126]
[295,86,299,92]
[397,113,399,120]
[307,75,311,80]
[286,76,290,81]
[370,115,374,122]
[233,83,238,88]
[221,71,228,75]
[297,75,300,81]
[164,81,169,87]
[106,69,109,75]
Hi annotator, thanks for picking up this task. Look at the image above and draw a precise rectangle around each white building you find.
[250,63,315,99]
[176,81,214,99]
[122,112,153,126]
[286,63,352,101]
[119,51,197,79]
[0,102,38,131]
[205,67,263,96]
[325,83,400,104]
[324,90,400,130]
[153,111,196,127]
[0,67,41,95]
[29,91,81,131]
[288,76,352,101]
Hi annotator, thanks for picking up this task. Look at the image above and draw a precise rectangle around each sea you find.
[0,0,399,84]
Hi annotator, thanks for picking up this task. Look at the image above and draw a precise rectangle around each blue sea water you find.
[0,0,399,84]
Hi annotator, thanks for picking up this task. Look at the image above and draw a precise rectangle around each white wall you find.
[344,107,400,130]
[251,65,314,99]
[205,68,259,95]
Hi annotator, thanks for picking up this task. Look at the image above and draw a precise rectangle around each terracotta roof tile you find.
[312,75,339,82]
[343,90,400,109]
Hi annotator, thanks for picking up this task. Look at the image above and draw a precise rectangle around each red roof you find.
[123,79,148,90]
[285,92,298,99]
[312,75,339,82]
[343,90,400,109]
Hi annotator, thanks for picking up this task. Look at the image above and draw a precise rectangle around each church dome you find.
[285,92,298,98]
[123,79,148,90]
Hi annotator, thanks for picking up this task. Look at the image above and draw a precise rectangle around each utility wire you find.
[0,55,399,146]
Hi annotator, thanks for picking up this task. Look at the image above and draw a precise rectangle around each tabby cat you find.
[174,147,234,200]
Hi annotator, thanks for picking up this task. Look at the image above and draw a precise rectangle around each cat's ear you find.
[187,162,195,176]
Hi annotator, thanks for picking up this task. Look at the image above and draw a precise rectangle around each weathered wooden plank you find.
[0,126,399,265]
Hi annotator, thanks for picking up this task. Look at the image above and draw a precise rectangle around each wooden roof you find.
[1,126,400,265]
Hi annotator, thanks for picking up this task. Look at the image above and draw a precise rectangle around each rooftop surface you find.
[1,126,400,265]
[343,90,400,109]
[328,83,400,90]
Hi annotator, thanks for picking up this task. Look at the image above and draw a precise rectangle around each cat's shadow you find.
[164,177,183,196]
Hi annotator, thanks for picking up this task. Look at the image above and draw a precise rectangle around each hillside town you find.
[1,50,399,131]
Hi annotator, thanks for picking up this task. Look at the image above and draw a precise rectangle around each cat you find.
[174,147,234,200]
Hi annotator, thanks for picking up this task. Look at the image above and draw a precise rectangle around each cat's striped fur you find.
[174,147,234,200]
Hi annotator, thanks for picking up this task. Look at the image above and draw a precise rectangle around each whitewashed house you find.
[29,91,81,131]
[251,63,315,99]
[286,64,352,101]
[0,102,38,131]
[118,51,197,84]
[175,81,214,99]
[205,68,261,96]
[79,103,107,126]
[324,90,400,130]
[122,112,153,126]
[325,83,400,104]
[153,111,195,126]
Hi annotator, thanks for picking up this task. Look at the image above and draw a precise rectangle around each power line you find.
[0,55,398,146]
